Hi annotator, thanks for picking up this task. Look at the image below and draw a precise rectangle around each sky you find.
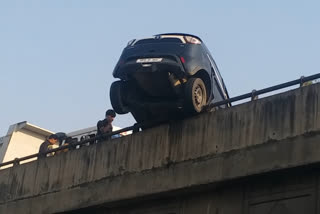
[0,0,319,136]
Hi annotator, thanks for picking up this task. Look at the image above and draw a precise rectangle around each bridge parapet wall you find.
[0,84,320,213]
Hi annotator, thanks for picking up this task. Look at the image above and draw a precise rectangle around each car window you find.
[134,38,183,45]
[202,43,229,100]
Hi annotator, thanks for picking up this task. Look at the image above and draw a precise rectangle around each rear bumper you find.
[114,54,186,80]
[115,55,187,98]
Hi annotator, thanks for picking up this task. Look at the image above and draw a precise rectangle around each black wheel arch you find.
[191,69,212,102]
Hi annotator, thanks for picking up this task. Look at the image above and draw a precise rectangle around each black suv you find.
[110,33,230,124]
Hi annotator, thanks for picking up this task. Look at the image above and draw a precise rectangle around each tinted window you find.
[134,38,182,45]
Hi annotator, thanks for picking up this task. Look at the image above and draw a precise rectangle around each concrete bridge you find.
[1,83,320,214]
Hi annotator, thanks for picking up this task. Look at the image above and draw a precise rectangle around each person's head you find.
[55,132,67,146]
[105,109,116,123]
[48,134,58,145]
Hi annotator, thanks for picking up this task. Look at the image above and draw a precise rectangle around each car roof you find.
[154,33,202,42]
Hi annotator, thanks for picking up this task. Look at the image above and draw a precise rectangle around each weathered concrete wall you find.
[0,83,320,213]
[69,168,319,214]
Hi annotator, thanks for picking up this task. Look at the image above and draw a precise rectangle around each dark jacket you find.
[97,119,113,141]
[38,140,54,157]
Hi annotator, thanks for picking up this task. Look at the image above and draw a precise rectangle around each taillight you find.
[180,56,185,63]
[184,36,201,44]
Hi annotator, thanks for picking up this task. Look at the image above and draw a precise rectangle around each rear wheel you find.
[110,81,129,114]
[184,78,207,114]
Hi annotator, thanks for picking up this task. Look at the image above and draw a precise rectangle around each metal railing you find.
[0,125,140,168]
[210,73,320,108]
[0,73,319,169]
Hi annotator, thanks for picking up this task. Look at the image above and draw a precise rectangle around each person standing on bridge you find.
[38,134,59,158]
[96,109,116,142]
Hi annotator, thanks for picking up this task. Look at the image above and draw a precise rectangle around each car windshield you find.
[134,38,183,45]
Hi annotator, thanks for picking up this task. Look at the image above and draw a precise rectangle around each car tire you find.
[110,81,129,114]
[184,78,207,113]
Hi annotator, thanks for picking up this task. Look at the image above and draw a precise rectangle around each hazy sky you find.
[0,0,319,136]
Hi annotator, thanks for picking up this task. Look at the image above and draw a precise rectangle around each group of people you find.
[38,109,117,158]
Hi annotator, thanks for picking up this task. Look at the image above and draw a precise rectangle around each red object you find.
[180,56,185,63]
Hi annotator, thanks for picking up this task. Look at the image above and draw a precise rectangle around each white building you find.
[0,121,53,165]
